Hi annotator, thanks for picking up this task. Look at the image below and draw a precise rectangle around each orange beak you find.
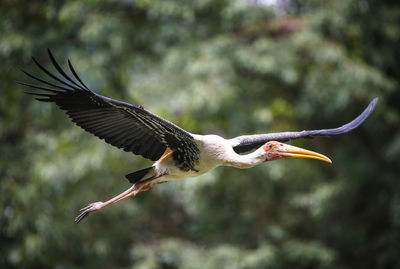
[267,142,332,163]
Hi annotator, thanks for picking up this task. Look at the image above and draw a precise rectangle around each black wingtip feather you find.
[68,59,90,91]
[24,91,48,96]
[27,92,56,97]
[35,98,52,102]
[371,97,379,107]
[32,52,81,91]
[20,67,73,92]
[47,49,85,91]
[17,81,65,94]
[345,97,379,131]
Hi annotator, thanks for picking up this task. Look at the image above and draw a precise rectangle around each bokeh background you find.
[1,0,400,268]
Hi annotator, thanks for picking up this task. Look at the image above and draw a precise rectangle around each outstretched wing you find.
[230,98,378,154]
[19,50,200,171]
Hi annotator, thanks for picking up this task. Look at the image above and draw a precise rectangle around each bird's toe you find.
[75,202,104,223]
[79,202,103,212]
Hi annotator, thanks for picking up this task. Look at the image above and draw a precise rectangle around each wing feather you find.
[20,50,200,169]
[230,98,378,153]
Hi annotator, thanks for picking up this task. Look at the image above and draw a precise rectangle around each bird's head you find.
[263,141,332,163]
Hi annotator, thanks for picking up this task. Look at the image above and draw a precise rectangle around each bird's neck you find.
[225,148,266,169]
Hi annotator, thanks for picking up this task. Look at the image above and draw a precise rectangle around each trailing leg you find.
[74,173,165,223]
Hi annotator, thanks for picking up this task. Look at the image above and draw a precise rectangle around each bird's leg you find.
[75,174,165,223]
[75,185,136,224]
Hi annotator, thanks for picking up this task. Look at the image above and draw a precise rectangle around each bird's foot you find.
[75,201,104,224]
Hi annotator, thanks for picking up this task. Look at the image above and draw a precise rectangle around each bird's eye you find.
[269,144,273,149]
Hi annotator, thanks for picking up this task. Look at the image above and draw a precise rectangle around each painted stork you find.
[20,50,378,223]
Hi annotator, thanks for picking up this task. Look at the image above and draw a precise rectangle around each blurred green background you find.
[1,0,399,268]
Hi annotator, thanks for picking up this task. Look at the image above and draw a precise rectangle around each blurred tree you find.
[1,0,399,268]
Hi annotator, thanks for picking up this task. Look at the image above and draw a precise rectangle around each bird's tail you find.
[125,166,156,184]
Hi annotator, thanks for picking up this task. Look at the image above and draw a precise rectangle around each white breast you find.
[154,134,233,181]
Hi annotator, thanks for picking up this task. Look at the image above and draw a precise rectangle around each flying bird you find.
[20,50,378,223]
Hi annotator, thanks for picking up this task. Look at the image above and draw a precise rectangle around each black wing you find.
[230,98,378,154]
[19,49,200,171]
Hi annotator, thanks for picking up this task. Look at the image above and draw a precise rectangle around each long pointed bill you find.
[277,143,332,163]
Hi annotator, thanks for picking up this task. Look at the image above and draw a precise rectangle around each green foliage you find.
[1,0,399,268]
